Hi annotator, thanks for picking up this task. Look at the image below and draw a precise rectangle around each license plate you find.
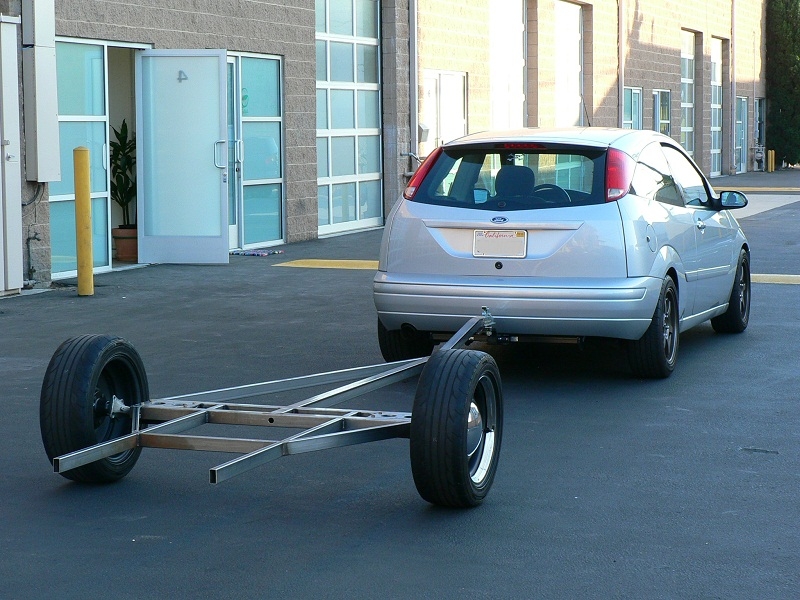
[473,230,527,258]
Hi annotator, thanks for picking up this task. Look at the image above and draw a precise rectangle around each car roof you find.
[445,127,674,155]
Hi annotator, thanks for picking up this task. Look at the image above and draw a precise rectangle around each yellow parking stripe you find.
[752,274,800,285]
[274,259,379,270]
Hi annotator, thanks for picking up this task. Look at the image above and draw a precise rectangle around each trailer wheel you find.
[40,335,148,483]
[410,349,503,508]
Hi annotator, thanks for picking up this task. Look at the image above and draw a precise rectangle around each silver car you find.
[373,128,751,378]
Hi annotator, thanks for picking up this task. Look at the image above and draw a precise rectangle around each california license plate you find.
[473,230,527,258]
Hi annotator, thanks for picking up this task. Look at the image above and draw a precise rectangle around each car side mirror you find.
[719,190,748,209]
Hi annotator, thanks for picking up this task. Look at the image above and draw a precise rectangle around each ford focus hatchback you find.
[373,128,751,378]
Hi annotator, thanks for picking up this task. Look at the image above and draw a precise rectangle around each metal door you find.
[136,49,228,264]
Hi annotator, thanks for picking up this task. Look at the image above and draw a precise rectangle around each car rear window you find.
[412,144,606,210]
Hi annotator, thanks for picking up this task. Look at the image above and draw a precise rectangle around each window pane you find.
[357,44,378,83]
[243,122,281,180]
[330,90,355,129]
[660,93,670,122]
[317,89,328,129]
[359,180,381,219]
[56,42,105,116]
[332,182,357,223]
[358,135,381,173]
[51,121,108,196]
[330,0,353,35]
[50,198,109,273]
[318,186,330,225]
[316,0,327,32]
[330,42,354,82]
[356,0,379,37]
[357,90,380,128]
[243,184,282,244]
[331,137,356,175]
[317,137,329,177]
[316,41,327,82]
[242,58,281,117]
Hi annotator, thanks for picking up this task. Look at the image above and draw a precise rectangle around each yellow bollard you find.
[767,149,776,173]
[74,146,94,296]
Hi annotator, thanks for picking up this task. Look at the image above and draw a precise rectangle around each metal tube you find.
[54,433,138,473]
[438,316,484,351]
[274,357,426,412]
[73,146,93,296]
[154,360,419,404]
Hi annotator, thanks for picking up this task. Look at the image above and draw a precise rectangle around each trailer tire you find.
[410,349,503,508]
[40,334,148,483]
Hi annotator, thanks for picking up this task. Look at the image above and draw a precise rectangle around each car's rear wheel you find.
[628,276,679,379]
[377,319,435,362]
[711,248,750,334]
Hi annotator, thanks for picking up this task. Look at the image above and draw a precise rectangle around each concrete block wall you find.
[381,0,412,216]
[417,0,491,137]
[422,0,765,178]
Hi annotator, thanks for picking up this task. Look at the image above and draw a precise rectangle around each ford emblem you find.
[491,216,508,224]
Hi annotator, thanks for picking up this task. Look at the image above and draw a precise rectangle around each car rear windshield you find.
[412,143,607,210]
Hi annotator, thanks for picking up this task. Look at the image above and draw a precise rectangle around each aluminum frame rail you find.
[52,315,492,484]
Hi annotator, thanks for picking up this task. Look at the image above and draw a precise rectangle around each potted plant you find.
[110,120,138,262]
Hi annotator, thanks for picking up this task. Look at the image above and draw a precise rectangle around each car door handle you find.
[696,219,706,231]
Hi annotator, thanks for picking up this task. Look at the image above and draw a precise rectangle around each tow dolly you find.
[40,310,503,508]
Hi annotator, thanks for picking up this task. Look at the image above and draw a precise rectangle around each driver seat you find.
[495,165,536,198]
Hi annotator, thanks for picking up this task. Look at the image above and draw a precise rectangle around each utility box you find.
[1,16,23,293]
[22,0,61,183]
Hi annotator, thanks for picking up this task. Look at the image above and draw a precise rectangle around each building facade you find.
[0,0,766,295]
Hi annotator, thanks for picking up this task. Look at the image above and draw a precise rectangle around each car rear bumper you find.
[373,272,663,340]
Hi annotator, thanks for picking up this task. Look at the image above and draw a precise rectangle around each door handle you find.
[214,140,226,168]
[236,139,244,164]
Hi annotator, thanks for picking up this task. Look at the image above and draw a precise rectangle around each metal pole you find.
[74,146,93,296]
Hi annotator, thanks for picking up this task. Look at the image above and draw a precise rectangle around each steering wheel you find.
[533,184,571,204]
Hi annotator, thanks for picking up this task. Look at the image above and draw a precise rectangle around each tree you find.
[766,0,800,165]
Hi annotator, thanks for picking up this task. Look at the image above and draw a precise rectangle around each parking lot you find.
[1,172,798,599]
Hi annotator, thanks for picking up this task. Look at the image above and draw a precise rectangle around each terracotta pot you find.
[112,227,138,262]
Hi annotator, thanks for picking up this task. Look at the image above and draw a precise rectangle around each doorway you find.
[735,96,747,173]
[51,42,285,274]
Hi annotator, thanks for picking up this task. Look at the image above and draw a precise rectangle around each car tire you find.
[377,319,435,362]
[711,248,751,334]
[410,349,503,508]
[40,334,148,483]
[628,276,679,379]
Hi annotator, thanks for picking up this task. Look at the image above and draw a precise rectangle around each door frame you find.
[735,96,747,174]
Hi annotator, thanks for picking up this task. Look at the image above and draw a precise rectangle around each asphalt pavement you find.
[1,169,798,599]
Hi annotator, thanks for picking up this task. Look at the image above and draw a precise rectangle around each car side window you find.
[661,145,711,207]
[631,143,683,207]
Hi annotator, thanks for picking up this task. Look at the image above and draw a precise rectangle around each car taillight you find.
[403,146,443,200]
[605,148,635,202]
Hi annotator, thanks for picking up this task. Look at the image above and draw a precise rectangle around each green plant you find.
[109,120,137,227]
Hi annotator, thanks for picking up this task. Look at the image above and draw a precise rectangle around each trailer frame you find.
[42,311,504,508]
